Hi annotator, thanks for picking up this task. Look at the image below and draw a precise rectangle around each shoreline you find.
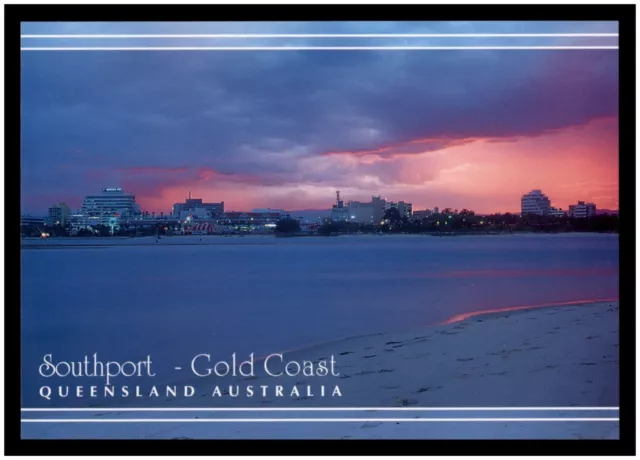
[251,297,619,368]
[20,231,618,249]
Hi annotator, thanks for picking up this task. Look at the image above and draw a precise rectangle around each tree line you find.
[21,210,619,238]
[315,208,619,235]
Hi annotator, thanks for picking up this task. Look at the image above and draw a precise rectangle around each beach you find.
[21,299,619,439]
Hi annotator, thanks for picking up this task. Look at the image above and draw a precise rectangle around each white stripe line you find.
[20,46,619,51]
[20,33,619,39]
[21,407,620,412]
[21,418,620,423]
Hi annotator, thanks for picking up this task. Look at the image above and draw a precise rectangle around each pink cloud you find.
[103,117,618,214]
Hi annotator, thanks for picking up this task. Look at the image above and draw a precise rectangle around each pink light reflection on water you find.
[438,297,619,326]
[311,268,618,280]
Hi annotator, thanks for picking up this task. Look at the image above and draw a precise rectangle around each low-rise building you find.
[330,191,350,222]
[549,207,566,217]
[339,195,386,224]
[210,212,284,231]
[172,193,224,217]
[21,215,45,227]
[412,209,433,220]
[568,201,596,218]
[175,207,212,220]
[347,200,376,224]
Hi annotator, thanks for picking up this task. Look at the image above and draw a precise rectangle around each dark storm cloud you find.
[20,21,618,211]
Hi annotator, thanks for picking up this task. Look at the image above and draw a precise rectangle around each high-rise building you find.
[385,201,413,219]
[172,192,224,218]
[521,190,552,215]
[70,188,139,229]
[568,201,596,218]
[81,188,139,217]
[48,202,71,226]
[404,202,412,218]
[370,196,387,224]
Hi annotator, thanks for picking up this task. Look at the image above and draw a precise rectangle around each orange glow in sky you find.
[134,117,618,214]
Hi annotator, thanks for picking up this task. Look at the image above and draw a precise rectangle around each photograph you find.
[7,5,634,455]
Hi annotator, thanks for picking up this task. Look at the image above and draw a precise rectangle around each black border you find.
[5,3,635,456]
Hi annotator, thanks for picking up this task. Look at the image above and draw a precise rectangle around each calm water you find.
[20,233,618,406]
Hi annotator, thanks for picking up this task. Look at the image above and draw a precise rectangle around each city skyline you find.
[23,185,615,219]
[21,21,619,215]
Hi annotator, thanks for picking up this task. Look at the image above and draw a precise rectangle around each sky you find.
[20,21,619,215]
